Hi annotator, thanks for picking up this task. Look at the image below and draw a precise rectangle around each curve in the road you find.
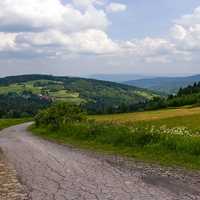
[0,123,200,200]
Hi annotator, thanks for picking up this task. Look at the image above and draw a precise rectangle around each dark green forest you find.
[1,74,200,118]
[141,82,200,111]
[0,74,156,117]
[0,92,51,118]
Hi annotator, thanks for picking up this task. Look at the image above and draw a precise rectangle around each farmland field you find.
[91,106,200,124]
[0,80,84,103]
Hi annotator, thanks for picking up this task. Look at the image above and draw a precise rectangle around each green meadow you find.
[0,80,83,103]
[31,105,200,170]
[0,118,30,131]
[91,106,200,124]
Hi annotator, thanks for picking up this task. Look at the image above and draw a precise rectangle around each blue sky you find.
[108,0,200,39]
[1,0,200,77]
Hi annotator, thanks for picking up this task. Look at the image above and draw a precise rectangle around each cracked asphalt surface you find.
[0,123,200,200]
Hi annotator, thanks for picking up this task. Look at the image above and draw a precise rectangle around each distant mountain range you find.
[124,75,200,94]
[89,74,155,83]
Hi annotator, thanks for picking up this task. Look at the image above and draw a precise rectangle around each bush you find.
[35,103,86,129]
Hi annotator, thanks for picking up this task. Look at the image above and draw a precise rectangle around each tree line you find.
[1,81,200,118]
[0,91,51,118]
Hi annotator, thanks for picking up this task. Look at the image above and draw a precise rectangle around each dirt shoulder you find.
[0,148,28,200]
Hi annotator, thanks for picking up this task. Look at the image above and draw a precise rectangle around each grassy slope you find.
[0,75,157,106]
[31,106,200,170]
[0,118,30,131]
[0,81,83,103]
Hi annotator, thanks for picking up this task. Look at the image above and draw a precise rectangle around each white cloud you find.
[16,29,119,54]
[119,37,176,63]
[175,7,200,27]
[0,0,108,32]
[171,25,187,40]
[68,29,119,54]
[72,0,104,8]
[0,33,17,51]
[171,7,200,52]
[117,6,200,64]
[0,0,200,67]
[122,38,174,56]
[106,2,127,13]
[0,0,115,56]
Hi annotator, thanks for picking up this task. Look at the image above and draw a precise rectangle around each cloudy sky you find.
[1,0,200,77]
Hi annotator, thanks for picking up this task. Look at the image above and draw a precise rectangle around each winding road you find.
[0,123,200,200]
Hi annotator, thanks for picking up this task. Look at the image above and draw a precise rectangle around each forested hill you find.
[124,75,200,94]
[0,74,157,117]
[141,82,200,111]
[177,82,200,96]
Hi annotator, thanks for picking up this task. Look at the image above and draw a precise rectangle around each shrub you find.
[35,103,86,129]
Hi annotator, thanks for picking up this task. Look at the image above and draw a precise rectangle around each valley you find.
[1,74,200,199]
[1,1,200,199]
[0,75,157,117]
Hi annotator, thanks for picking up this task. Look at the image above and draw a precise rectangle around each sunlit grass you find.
[91,106,200,123]
[0,118,31,130]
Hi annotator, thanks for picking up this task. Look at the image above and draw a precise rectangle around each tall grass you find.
[31,121,200,169]
[91,106,200,123]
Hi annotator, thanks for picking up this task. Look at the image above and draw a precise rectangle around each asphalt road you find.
[0,123,200,200]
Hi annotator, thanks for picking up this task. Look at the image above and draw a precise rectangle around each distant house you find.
[38,94,53,101]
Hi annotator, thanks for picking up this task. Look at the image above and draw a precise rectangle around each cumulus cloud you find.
[106,2,127,13]
[0,33,17,51]
[122,38,174,56]
[119,37,177,64]
[0,0,108,32]
[171,25,187,40]
[170,7,200,54]
[0,0,172,62]
[16,29,119,54]
[0,0,200,67]
[0,0,116,56]
[175,7,200,27]
[72,0,104,8]
[118,6,200,64]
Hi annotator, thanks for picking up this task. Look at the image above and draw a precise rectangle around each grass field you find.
[91,106,200,123]
[0,118,30,131]
[31,106,200,170]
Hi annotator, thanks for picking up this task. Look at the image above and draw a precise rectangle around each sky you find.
[1,0,200,77]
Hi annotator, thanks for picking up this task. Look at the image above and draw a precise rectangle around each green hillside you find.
[0,74,157,115]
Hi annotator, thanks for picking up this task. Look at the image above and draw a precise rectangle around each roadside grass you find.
[0,118,31,131]
[30,125,200,170]
[134,113,200,133]
[31,109,200,170]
